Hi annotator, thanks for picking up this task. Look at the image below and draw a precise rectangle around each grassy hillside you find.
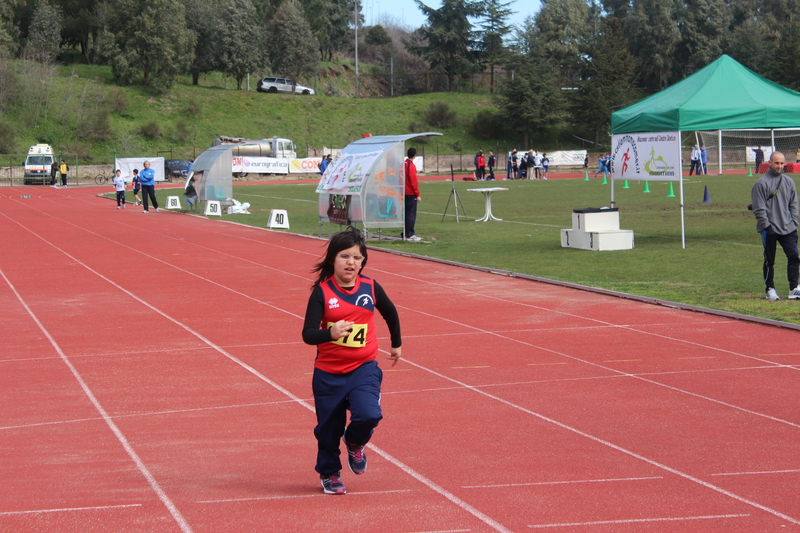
[0,59,530,163]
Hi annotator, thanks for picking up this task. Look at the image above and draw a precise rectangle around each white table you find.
[467,187,508,222]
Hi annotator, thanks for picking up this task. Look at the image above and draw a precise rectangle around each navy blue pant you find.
[762,229,800,291]
[404,195,418,238]
[312,361,383,476]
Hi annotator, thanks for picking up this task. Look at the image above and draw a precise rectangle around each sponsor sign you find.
[547,150,587,167]
[232,156,289,174]
[316,150,383,194]
[610,132,681,181]
[289,157,323,173]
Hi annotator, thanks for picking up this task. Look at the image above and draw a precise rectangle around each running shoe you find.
[407,235,422,242]
[320,473,346,494]
[789,287,800,300]
[344,439,367,475]
[766,287,780,300]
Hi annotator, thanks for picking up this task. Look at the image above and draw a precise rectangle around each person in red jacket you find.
[476,150,486,180]
[302,227,402,495]
[403,147,422,241]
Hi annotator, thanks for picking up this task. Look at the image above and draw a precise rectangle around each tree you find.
[771,20,800,90]
[99,0,196,90]
[675,0,730,76]
[180,0,218,85]
[26,0,62,62]
[408,0,481,92]
[477,0,513,93]
[498,29,566,148]
[267,0,318,92]
[58,0,101,64]
[214,0,266,90]
[534,0,590,86]
[571,16,638,148]
[625,0,681,92]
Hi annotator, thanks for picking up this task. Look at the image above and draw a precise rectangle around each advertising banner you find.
[232,156,289,174]
[289,157,322,174]
[115,157,166,182]
[610,132,681,181]
[316,150,383,195]
[548,150,587,167]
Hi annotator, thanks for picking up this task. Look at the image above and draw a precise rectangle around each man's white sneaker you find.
[407,235,422,242]
[789,287,800,300]
[766,287,780,300]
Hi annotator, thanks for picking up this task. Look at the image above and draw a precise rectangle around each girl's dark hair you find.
[312,226,367,286]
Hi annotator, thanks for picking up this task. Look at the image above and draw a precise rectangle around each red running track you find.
[1,185,799,533]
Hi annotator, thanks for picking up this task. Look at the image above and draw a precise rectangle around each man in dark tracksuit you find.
[751,151,800,300]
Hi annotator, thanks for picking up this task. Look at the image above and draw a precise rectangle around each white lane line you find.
[402,358,800,526]
[197,489,413,503]
[0,220,515,533]
[462,476,663,489]
[5,198,797,529]
[0,504,142,516]
[393,305,800,430]
[711,469,800,476]
[0,269,194,533]
[527,513,751,528]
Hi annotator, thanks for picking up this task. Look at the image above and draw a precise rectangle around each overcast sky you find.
[364,0,540,33]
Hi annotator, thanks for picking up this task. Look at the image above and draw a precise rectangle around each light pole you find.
[354,0,359,98]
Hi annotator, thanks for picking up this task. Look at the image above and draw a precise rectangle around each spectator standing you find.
[751,151,800,300]
[487,150,496,180]
[700,145,708,175]
[59,159,69,187]
[541,153,549,179]
[50,161,59,187]
[139,160,159,213]
[532,151,542,180]
[689,145,701,175]
[476,150,485,180]
[518,151,528,179]
[753,146,765,172]
[511,150,519,179]
[403,148,421,241]
[319,155,331,175]
[112,169,127,209]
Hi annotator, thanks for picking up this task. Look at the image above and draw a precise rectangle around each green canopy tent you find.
[611,54,800,134]
[610,54,800,248]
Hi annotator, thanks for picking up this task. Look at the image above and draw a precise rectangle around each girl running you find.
[301,227,402,494]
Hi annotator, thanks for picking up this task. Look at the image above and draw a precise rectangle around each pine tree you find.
[534,0,590,86]
[267,0,319,93]
[625,0,680,91]
[26,0,62,62]
[477,0,513,93]
[214,0,266,90]
[409,0,481,92]
[571,16,637,148]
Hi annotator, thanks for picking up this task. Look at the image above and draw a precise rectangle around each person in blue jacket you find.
[140,160,159,213]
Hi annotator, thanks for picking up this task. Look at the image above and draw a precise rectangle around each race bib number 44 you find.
[327,323,368,348]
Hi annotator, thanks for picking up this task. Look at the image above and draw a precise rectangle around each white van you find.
[24,144,55,185]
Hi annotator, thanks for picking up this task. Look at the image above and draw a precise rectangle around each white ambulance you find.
[24,144,55,185]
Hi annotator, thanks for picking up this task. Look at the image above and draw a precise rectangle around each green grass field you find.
[142,173,800,325]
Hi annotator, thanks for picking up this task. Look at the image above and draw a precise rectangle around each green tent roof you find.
[611,55,800,134]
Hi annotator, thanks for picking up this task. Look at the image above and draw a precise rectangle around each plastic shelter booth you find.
[609,54,800,248]
[316,132,441,236]
[182,143,241,208]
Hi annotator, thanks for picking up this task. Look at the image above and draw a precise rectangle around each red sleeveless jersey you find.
[316,275,379,373]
